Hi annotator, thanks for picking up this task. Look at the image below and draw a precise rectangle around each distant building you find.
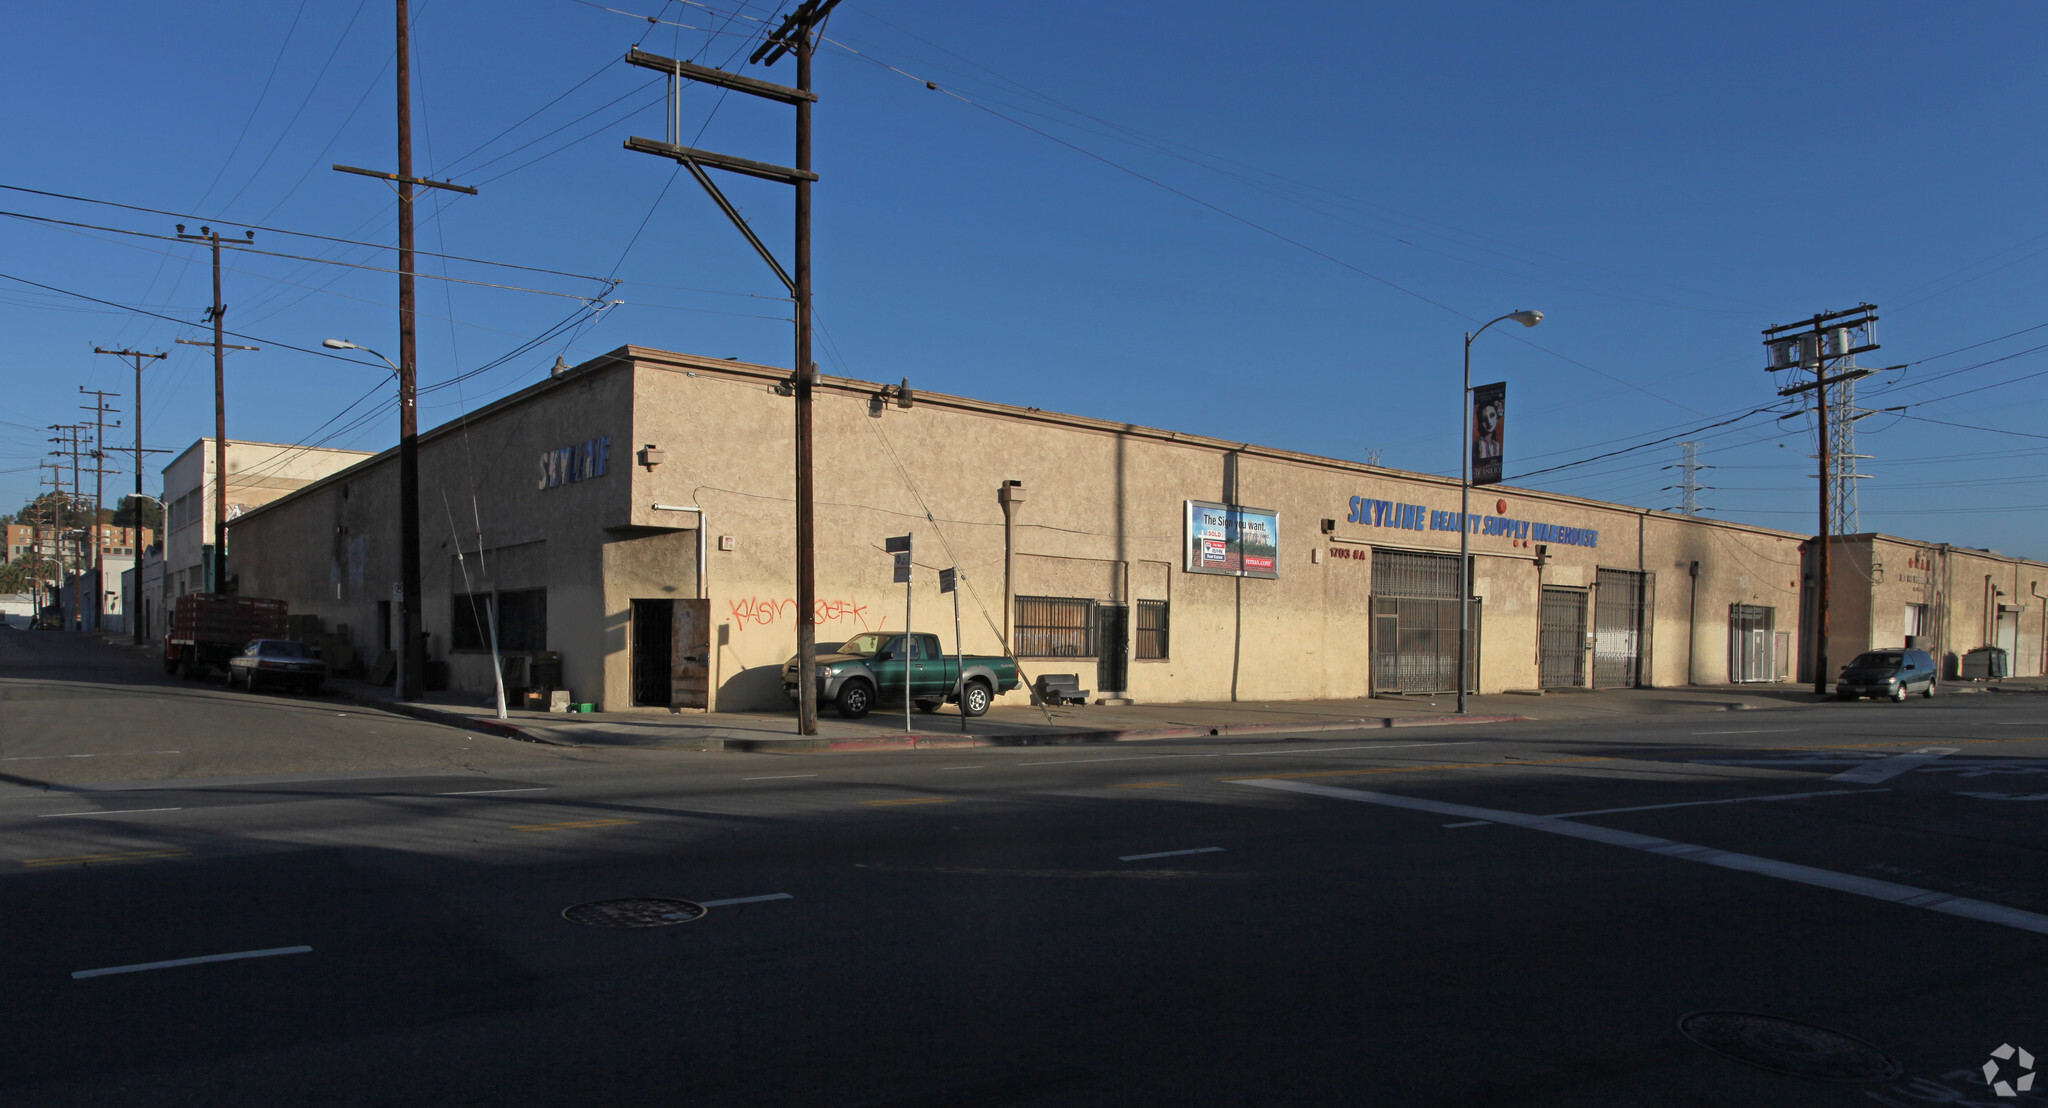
[152,440,374,620]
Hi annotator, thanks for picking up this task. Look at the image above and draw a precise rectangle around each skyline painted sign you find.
[1345,495,1600,549]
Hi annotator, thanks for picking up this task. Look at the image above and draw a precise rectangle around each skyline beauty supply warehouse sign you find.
[1185,500,1280,578]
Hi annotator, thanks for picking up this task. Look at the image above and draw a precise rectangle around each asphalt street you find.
[2,628,2044,1106]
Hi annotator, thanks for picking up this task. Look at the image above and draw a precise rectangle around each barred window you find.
[1015,595,1094,657]
[450,593,493,651]
[451,588,547,652]
[1136,600,1170,660]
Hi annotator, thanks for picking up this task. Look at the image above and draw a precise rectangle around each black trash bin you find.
[529,650,563,693]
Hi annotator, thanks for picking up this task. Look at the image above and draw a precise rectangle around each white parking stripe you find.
[1827,747,1958,783]
[73,945,312,979]
[1241,778,2048,936]
[36,808,181,818]
[436,787,548,796]
[1441,788,1888,827]
[698,893,793,907]
[1119,847,1225,862]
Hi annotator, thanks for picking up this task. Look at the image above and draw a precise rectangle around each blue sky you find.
[4,1,2046,558]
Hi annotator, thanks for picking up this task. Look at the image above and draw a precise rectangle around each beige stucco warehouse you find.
[227,346,2046,711]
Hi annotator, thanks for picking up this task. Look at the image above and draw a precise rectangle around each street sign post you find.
[886,534,912,733]
[940,567,965,731]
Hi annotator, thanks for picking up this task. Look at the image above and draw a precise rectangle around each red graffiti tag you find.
[728,596,872,630]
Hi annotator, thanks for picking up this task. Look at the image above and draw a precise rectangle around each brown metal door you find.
[671,597,710,708]
[1539,587,1586,688]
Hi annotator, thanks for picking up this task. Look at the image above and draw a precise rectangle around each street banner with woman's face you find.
[1472,381,1506,485]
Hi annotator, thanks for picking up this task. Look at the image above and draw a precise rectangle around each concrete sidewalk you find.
[96,630,2046,753]
[317,674,2034,753]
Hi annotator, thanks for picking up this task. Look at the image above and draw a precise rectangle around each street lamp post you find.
[1459,310,1543,714]
[324,338,419,702]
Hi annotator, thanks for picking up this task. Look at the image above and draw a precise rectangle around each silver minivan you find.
[1836,648,1937,702]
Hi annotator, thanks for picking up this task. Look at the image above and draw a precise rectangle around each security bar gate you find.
[1593,568,1648,689]
[1729,604,1774,683]
[1539,586,1587,688]
[1370,549,1478,695]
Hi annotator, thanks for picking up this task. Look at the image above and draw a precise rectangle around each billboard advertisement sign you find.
[1472,381,1506,486]
[1184,500,1280,579]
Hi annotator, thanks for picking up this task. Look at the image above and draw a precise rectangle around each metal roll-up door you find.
[1370,549,1479,695]
[1593,568,1646,689]
[1539,586,1586,688]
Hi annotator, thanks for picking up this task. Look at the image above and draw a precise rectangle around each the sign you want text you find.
[538,435,611,490]
[1345,496,1598,548]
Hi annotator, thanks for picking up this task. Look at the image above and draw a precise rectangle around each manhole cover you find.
[562,897,706,928]
[1679,1011,1902,1083]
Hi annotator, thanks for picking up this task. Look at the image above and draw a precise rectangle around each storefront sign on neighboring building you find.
[538,435,611,490]
[1185,500,1280,579]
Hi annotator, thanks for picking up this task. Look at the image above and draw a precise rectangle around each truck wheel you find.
[961,680,992,717]
[163,655,178,675]
[835,680,874,719]
[913,699,943,714]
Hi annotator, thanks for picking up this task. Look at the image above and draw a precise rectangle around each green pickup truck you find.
[783,631,1020,719]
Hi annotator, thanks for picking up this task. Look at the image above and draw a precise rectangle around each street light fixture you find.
[1459,309,1542,714]
[324,337,419,702]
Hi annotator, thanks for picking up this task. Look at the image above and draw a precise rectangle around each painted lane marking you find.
[73,945,312,980]
[1240,778,2048,936]
[1021,741,1476,768]
[1961,792,2048,801]
[1827,747,1959,783]
[1111,782,1180,789]
[35,807,182,818]
[25,850,189,867]
[1440,788,1891,827]
[1119,847,1225,862]
[1219,742,1475,757]
[1689,729,1800,735]
[1224,755,1612,782]
[698,893,794,908]
[510,818,638,831]
[862,797,954,807]
[1,750,182,762]
[744,774,818,781]
[436,787,548,796]
[940,765,989,770]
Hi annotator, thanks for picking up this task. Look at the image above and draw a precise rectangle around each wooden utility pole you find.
[48,424,89,629]
[80,387,121,632]
[622,0,837,733]
[332,0,478,701]
[175,225,257,593]
[94,347,169,641]
[1763,304,1879,695]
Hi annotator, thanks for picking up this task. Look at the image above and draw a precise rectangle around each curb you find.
[328,688,558,745]
[770,712,1535,754]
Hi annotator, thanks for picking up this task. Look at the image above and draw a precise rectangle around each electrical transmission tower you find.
[1662,441,1712,515]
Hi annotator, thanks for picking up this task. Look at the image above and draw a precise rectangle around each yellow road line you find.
[862,797,955,807]
[24,849,190,867]
[1223,756,1613,782]
[510,818,639,831]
